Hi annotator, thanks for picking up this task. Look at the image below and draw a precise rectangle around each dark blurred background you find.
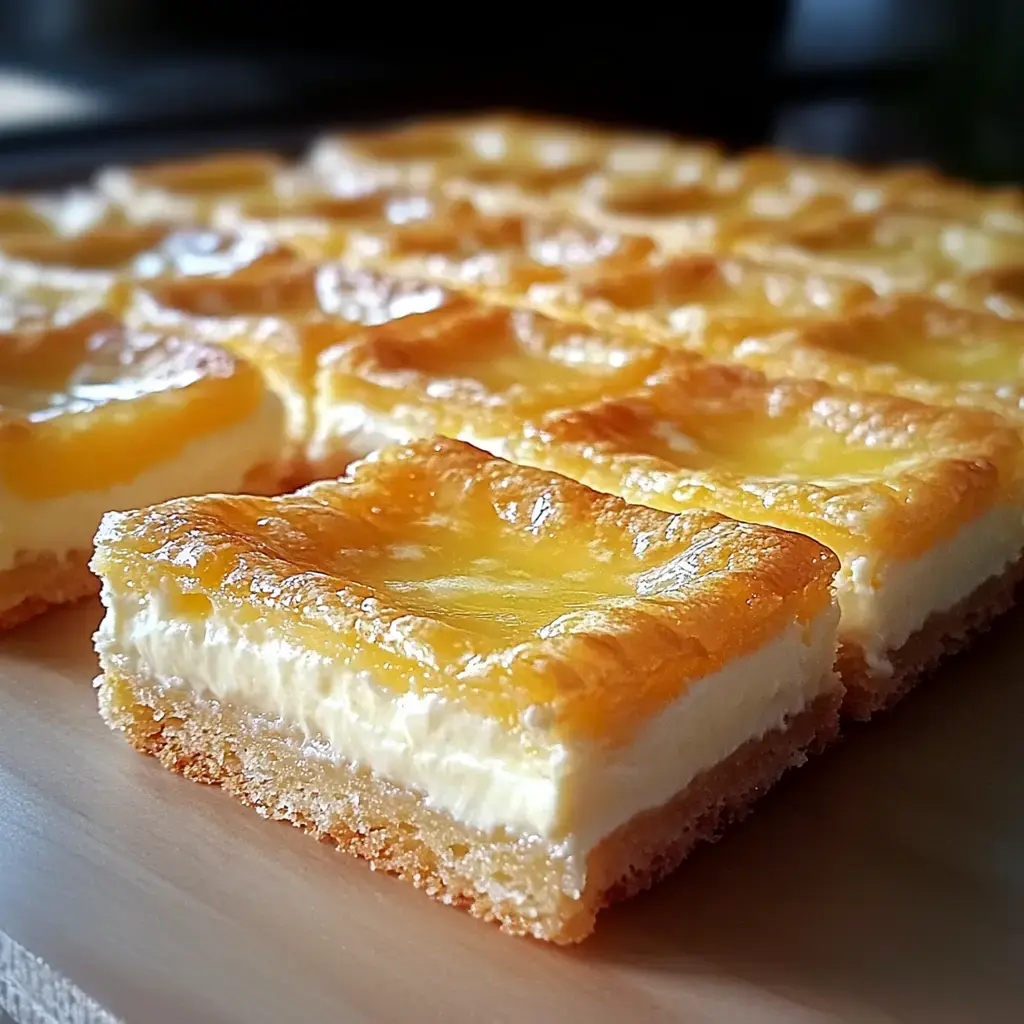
[0,0,1020,187]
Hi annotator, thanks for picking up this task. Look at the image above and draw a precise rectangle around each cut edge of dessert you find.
[0,313,287,628]
[91,436,843,942]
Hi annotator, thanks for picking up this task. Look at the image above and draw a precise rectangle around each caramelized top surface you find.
[317,304,673,439]
[723,296,1024,424]
[0,313,269,498]
[93,437,837,743]
[510,360,1022,565]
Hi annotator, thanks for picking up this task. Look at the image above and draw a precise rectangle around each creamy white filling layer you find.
[834,504,1024,672]
[94,581,839,853]
[0,391,283,572]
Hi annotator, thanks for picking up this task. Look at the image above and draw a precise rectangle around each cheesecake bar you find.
[309,303,674,476]
[92,437,842,943]
[0,312,284,628]
[507,360,1024,717]
[724,295,1024,425]
[136,259,468,484]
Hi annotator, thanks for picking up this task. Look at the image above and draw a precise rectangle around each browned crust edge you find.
[838,556,1024,720]
[98,670,840,943]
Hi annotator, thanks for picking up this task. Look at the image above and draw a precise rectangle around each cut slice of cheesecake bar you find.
[507,360,1024,718]
[0,312,285,628]
[308,303,674,476]
[92,436,842,943]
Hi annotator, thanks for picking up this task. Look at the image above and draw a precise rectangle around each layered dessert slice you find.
[92,436,842,943]
[506,360,1024,717]
[720,295,1024,426]
[0,312,284,628]
[525,253,873,346]
[308,303,674,476]
[135,259,468,485]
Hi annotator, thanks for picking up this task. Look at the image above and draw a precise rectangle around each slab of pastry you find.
[92,436,842,943]
[0,311,284,628]
[308,302,676,476]
[135,257,470,485]
[503,361,1024,718]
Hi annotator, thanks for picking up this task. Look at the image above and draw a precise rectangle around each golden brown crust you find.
[838,556,1024,719]
[97,669,840,943]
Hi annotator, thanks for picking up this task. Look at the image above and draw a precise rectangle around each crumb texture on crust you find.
[0,549,97,629]
[97,671,840,944]
[90,437,838,744]
[838,556,1024,719]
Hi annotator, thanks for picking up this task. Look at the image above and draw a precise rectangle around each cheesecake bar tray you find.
[2,114,1023,1022]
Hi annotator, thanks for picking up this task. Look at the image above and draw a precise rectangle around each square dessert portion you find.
[134,259,468,485]
[721,295,1024,426]
[92,437,842,943]
[0,312,284,628]
[507,360,1024,717]
[308,303,674,476]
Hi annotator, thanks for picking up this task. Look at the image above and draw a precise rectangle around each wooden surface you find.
[1,601,1022,1024]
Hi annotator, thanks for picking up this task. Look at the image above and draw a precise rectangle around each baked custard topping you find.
[314,304,674,449]
[510,359,1022,564]
[728,296,1024,424]
[92,437,838,744]
[0,312,268,499]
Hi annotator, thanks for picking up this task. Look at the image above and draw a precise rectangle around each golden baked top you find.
[0,312,273,499]
[724,295,1024,424]
[509,358,1022,564]
[315,303,674,445]
[92,436,838,743]
[735,209,1024,294]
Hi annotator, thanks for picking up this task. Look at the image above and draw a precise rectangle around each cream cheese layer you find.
[94,580,839,854]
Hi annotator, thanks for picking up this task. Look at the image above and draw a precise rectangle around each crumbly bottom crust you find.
[0,463,286,630]
[838,556,1024,720]
[97,671,841,943]
[0,550,99,630]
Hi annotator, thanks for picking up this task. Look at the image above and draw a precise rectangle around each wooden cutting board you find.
[1,600,1023,1024]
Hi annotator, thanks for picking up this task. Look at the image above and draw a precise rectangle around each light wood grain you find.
[1,600,1023,1024]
